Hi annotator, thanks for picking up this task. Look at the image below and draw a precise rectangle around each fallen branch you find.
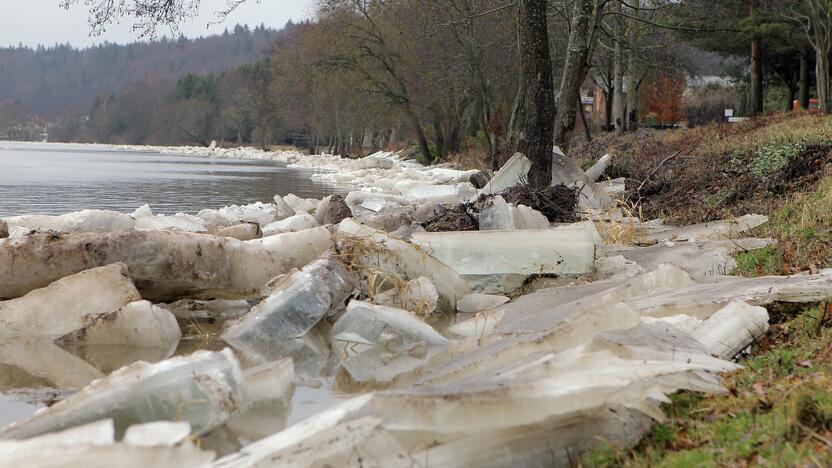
[637,150,682,192]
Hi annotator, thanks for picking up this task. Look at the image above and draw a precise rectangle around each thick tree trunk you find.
[552,0,595,151]
[613,34,625,135]
[817,49,830,113]
[405,107,433,163]
[514,0,555,187]
[750,36,763,115]
[800,46,811,109]
[749,1,763,116]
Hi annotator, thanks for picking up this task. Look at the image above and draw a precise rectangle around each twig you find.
[637,150,682,192]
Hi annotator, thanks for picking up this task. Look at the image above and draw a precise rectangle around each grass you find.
[582,304,832,467]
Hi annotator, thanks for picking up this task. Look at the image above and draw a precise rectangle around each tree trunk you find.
[613,30,625,135]
[800,46,811,109]
[406,108,433,163]
[817,48,830,113]
[749,1,763,116]
[750,36,763,115]
[552,0,595,151]
[604,88,613,131]
[514,0,555,187]
[625,0,640,131]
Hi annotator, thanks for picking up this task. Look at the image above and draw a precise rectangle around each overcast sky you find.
[1,0,314,48]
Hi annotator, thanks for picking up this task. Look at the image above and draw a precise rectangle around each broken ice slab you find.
[314,194,351,225]
[497,263,700,335]
[332,300,448,352]
[410,222,599,277]
[604,237,773,280]
[219,201,282,226]
[595,177,626,196]
[3,209,135,234]
[652,300,770,360]
[0,349,245,440]
[337,342,446,388]
[631,270,832,319]
[0,340,104,389]
[584,153,612,182]
[123,421,191,447]
[0,226,331,301]
[213,394,374,468]
[56,344,176,376]
[134,214,208,232]
[645,214,769,243]
[211,223,262,241]
[370,347,733,434]
[271,195,297,220]
[162,299,251,321]
[480,152,530,196]
[415,302,640,386]
[0,263,141,338]
[223,257,356,349]
[478,195,550,230]
[227,358,295,441]
[283,193,317,214]
[399,183,477,205]
[551,147,590,186]
[593,255,645,280]
[456,293,509,313]
[261,213,318,236]
[337,218,470,311]
[56,300,181,350]
[332,300,448,348]
[246,226,333,283]
[229,325,332,379]
[372,276,439,317]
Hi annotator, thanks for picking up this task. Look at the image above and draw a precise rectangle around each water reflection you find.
[0,142,347,217]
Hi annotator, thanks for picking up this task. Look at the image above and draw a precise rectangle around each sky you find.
[0,0,314,49]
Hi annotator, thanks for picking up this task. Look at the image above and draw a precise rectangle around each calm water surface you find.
[0,142,344,217]
[0,142,353,447]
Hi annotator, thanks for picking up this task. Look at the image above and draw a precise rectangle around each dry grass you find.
[594,198,649,245]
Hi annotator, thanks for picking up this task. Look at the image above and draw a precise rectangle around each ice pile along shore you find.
[0,145,810,467]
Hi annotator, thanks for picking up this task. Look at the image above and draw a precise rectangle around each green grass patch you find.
[582,306,832,466]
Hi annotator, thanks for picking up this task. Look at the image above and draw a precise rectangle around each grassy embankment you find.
[572,113,832,466]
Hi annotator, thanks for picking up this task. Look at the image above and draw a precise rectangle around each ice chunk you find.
[649,300,770,360]
[456,293,509,313]
[134,214,207,232]
[56,300,181,349]
[261,213,318,236]
[480,152,530,195]
[219,202,280,226]
[332,300,448,347]
[231,326,331,379]
[400,183,477,205]
[283,193,317,213]
[372,276,439,317]
[248,226,334,283]
[195,209,233,230]
[4,209,135,234]
[162,299,251,321]
[0,263,141,338]
[585,153,612,181]
[132,204,153,219]
[593,255,645,280]
[410,224,599,277]
[212,223,261,241]
[0,230,330,301]
[478,196,549,230]
[314,194,351,225]
[551,147,590,186]
[0,340,104,389]
[0,349,245,439]
[605,238,773,280]
[123,421,191,447]
[631,271,832,319]
[213,394,373,468]
[645,214,768,243]
[337,218,470,311]
[338,343,446,386]
[223,257,356,348]
[227,358,295,441]
[272,195,297,220]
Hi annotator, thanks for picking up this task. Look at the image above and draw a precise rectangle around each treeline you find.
[0,24,282,117]
[25,1,832,169]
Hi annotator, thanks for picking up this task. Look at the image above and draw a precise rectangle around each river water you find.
[0,142,353,448]
[0,142,342,217]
